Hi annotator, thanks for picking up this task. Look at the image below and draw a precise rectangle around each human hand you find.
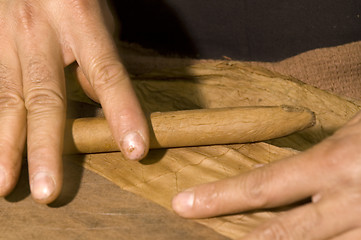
[0,0,149,204]
[172,111,361,239]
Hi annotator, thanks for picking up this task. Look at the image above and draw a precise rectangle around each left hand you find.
[172,111,361,239]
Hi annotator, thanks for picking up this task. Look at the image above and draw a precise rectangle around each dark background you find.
[110,0,361,61]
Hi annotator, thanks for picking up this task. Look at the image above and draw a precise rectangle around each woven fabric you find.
[253,41,361,101]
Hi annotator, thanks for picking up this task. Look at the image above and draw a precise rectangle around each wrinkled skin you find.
[173,111,361,239]
[0,0,149,204]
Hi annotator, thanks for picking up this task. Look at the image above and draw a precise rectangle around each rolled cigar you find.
[63,106,315,154]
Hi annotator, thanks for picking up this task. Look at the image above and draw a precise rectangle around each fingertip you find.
[30,171,61,204]
[120,130,149,161]
[0,165,21,197]
[172,189,195,218]
[173,182,236,219]
[0,167,9,196]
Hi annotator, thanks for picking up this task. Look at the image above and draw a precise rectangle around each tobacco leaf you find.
[71,61,360,239]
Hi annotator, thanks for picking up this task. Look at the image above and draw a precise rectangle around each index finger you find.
[172,146,328,218]
[64,1,149,160]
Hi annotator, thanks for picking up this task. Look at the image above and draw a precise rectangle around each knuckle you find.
[90,56,127,91]
[68,0,92,12]
[24,58,65,115]
[258,220,290,240]
[242,168,272,208]
[293,206,322,237]
[67,0,96,22]
[26,58,52,86]
[0,64,23,111]
[343,190,361,215]
[316,140,344,171]
[14,1,38,32]
[25,89,65,114]
[0,92,23,111]
[318,136,361,183]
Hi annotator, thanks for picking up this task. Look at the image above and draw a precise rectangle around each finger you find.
[242,190,359,240]
[172,112,361,218]
[74,63,99,102]
[17,14,65,203]
[172,148,326,218]
[329,228,361,240]
[0,49,26,196]
[100,0,115,34]
[65,1,149,160]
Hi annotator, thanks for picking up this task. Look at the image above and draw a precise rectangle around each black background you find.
[110,0,361,61]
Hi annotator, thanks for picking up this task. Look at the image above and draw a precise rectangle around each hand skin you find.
[0,0,149,204]
[173,111,361,239]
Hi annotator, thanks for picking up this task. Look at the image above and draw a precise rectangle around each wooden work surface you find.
[0,155,229,240]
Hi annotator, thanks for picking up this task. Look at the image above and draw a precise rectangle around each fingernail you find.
[253,163,265,168]
[31,172,55,200]
[312,193,322,203]
[121,131,146,161]
[172,189,194,214]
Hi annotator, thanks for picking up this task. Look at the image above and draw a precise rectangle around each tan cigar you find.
[63,106,315,154]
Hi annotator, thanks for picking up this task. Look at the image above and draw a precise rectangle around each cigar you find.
[63,106,315,154]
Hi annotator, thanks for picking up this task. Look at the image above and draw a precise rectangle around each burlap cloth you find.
[255,41,361,102]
